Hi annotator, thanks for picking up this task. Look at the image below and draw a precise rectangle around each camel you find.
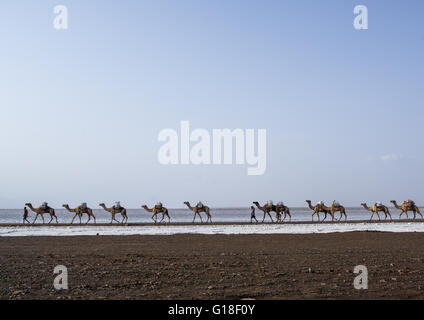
[305,200,332,222]
[99,203,128,224]
[361,202,392,221]
[184,201,212,223]
[62,204,96,224]
[252,201,276,223]
[275,202,291,223]
[390,200,423,220]
[142,203,170,223]
[25,203,58,224]
[330,200,347,221]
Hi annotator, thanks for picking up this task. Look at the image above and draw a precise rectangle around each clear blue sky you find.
[1,1,423,208]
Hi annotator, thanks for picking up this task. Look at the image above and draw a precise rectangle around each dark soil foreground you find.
[1,232,424,299]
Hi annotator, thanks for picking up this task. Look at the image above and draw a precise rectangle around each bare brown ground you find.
[1,232,424,300]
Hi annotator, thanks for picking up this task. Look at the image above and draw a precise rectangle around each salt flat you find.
[1,221,424,236]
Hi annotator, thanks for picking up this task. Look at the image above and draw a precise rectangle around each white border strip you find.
[1,222,424,236]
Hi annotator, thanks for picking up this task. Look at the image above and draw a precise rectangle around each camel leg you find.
[400,210,408,220]
[321,212,327,223]
[416,208,423,219]
[382,210,387,220]
[48,215,53,224]
[71,214,77,224]
[262,211,266,223]
[32,213,39,224]
[79,214,82,224]
[387,211,392,221]
[376,212,380,221]
[41,215,45,224]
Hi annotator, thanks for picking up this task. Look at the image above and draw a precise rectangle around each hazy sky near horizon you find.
[1,1,423,208]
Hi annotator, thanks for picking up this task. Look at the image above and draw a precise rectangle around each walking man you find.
[23,206,30,224]
[250,206,258,223]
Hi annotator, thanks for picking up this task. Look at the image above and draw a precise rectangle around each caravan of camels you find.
[22,200,423,225]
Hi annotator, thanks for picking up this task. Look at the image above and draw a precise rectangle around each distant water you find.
[0,207,398,224]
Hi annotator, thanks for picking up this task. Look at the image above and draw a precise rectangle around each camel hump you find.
[196,201,204,208]
[41,202,48,209]
[114,201,122,209]
[333,201,340,207]
[81,202,87,208]
[277,201,284,206]
[267,200,273,206]
[375,201,382,207]
[155,202,163,208]
[317,201,324,206]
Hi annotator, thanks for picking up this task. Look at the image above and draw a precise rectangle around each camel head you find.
[141,205,148,209]
[305,200,311,204]
[62,204,69,208]
[25,203,31,207]
[390,200,397,205]
[99,203,106,207]
[360,203,366,206]
[183,201,190,206]
[252,201,259,206]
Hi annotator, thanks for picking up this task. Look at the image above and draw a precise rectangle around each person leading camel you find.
[250,206,258,223]
[25,202,58,224]
[23,207,30,224]
[252,201,276,223]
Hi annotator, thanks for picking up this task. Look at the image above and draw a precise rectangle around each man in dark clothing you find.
[250,206,258,223]
[23,207,30,224]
